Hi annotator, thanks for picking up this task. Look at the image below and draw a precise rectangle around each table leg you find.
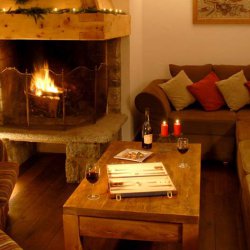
[182,223,199,250]
[63,214,83,250]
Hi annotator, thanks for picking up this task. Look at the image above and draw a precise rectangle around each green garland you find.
[2,7,126,23]
[15,0,29,4]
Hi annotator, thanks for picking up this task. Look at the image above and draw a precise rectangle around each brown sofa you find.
[135,64,250,249]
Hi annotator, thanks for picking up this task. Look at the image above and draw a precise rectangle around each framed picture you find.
[193,0,250,24]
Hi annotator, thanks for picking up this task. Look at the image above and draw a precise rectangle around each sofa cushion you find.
[169,64,213,82]
[159,70,195,111]
[213,65,250,80]
[169,108,236,136]
[216,70,249,111]
[238,140,250,176]
[187,71,225,111]
[241,174,250,250]
[236,120,250,143]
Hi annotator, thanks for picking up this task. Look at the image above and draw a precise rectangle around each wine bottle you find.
[142,107,153,149]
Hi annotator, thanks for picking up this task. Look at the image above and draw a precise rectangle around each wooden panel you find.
[0,13,130,40]
[63,214,83,250]
[182,224,199,250]
[79,216,181,242]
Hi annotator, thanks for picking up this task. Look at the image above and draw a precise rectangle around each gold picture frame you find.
[193,0,250,24]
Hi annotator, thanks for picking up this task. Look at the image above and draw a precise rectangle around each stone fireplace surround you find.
[0,0,130,183]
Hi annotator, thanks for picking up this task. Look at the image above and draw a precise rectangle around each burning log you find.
[28,62,64,118]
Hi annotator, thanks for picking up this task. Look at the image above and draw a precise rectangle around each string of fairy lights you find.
[0,0,126,22]
[0,7,125,15]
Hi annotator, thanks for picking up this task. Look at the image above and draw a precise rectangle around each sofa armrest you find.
[0,229,23,249]
[0,162,18,206]
[135,79,172,120]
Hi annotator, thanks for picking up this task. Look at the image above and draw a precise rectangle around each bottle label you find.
[144,134,152,144]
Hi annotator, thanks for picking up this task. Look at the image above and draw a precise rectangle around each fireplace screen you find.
[0,63,107,129]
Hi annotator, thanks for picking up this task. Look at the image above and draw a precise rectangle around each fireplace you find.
[0,40,109,129]
[0,0,130,183]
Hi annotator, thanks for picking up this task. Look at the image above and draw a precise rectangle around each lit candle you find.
[53,8,58,12]
[109,8,113,12]
[174,119,181,137]
[119,9,122,13]
[72,8,76,12]
[161,120,168,137]
[2,8,6,13]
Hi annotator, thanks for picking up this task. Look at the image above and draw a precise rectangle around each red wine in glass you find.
[177,147,189,154]
[86,172,99,184]
[85,164,100,200]
[177,138,189,168]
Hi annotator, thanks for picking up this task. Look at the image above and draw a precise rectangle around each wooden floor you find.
[5,153,247,250]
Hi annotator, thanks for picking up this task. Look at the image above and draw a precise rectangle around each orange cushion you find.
[187,71,225,111]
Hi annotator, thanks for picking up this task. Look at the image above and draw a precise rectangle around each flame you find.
[30,62,62,97]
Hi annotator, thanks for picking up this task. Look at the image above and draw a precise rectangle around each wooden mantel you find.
[0,0,130,40]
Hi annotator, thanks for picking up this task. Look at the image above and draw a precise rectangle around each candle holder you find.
[157,133,184,143]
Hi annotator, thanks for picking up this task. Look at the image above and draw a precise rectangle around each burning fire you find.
[30,62,62,98]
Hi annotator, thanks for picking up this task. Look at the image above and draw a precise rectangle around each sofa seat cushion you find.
[238,140,250,176]
[0,229,22,249]
[236,120,250,143]
[241,174,250,250]
[169,109,236,136]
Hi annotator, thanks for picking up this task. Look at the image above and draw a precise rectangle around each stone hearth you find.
[1,114,127,183]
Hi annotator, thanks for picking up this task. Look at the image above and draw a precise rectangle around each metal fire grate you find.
[0,64,107,129]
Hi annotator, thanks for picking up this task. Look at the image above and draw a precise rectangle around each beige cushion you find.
[159,70,195,111]
[216,70,249,111]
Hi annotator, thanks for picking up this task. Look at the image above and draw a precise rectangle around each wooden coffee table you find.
[63,141,201,250]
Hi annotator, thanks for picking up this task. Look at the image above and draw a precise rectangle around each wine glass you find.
[177,137,189,168]
[85,164,100,200]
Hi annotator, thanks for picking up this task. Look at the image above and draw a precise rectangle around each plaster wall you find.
[127,0,250,139]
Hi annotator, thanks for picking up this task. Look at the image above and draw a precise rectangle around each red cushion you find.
[187,71,225,111]
[245,81,250,92]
